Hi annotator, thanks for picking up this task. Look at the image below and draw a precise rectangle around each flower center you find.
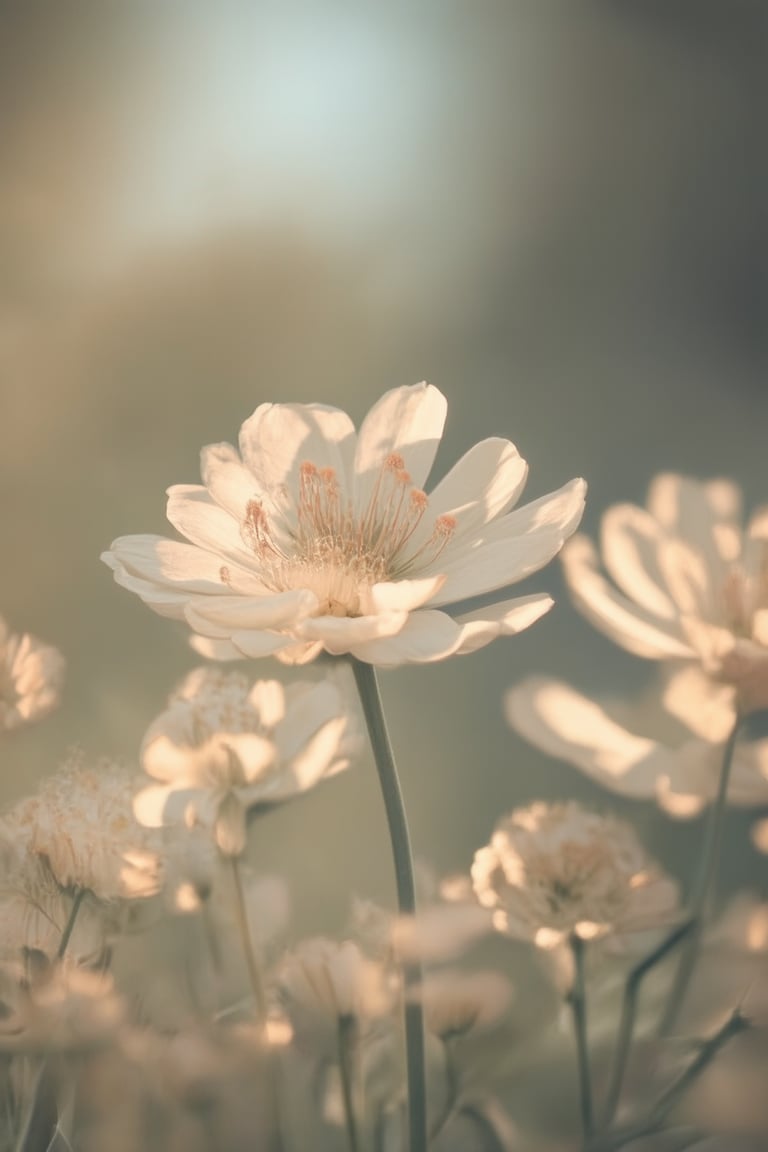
[238,454,456,615]
[527,842,629,927]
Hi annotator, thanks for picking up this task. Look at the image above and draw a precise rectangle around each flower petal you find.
[427,528,565,607]
[354,382,447,503]
[238,403,357,496]
[231,631,300,658]
[184,590,319,635]
[297,612,409,655]
[106,535,230,593]
[452,594,554,654]
[476,477,587,546]
[102,557,190,620]
[166,485,258,569]
[599,504,677,620]
[190,635,244,661]
[647,473,740,577]
[505,678,682,798]
[418,438,529,545]
[200,441,263,520]
[360,576,446,615]
[259,716,348,804]
[348,610,463,666]
[274,680,343,761]
[562,536,694,659]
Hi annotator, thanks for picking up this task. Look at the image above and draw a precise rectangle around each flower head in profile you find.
[0,615,64,732]
[506,669,768,819]
[3,757,162,902]
[103,383,585,666]
[563,474,768,712]
[134,668,350,855]
[471,801,678,947]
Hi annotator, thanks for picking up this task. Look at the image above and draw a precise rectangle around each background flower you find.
[103,383,585,666]
[0,615,64,732]
[471,801,679,947]
[562,474,768,712]
[134,669,351,852]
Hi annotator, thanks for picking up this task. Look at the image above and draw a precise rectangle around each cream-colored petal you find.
[200,441,262,520]
[189,634,244,661]
[348,610,463,666]
[274,680,342,761]
[599,504,677,620]
[230,631,299,658]
[661,665,737,742]
[184,589,318,633]
[247,680,286,729]
[452,594,554,654]
[221,733,275,782]
[505,678,677,798]
[297,611,409,655]
[427,528,565,607]
[165,485,257,568]
[655,537,714,619]
[261,716,348,803]
[414,437,529,545]
[133,783,202,828]
[102,558,190,620]
[562,536,693,659]
[354,382,447,503]
[478,477,587,545]
[273,641,324,665]
[647,473,741,574]
[107,535,230,593]
[360,576,446,614]
[238,402,356,497]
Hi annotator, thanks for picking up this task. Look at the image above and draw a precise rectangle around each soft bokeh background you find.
[2,1,767,933]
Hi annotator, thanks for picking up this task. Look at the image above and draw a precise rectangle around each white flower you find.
[471,802,679,947]
[103,383,585,666]
[0,615,64,731]
[506,670,768,819]
[133,669,350,855]
[4,758,162,901]
[418,970,513,1039]
[278,937,393,1033]
[562,474,768,711]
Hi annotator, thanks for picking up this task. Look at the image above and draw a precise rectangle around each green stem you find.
[659,715,741,1036]
[229,856,269,1033]
[601,918,694,1127]
[350,659,426,1152]
[337,1014,361,1152]
[569,933,594,1139]
[56,889,85,961]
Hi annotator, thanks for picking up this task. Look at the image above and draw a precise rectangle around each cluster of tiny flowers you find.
[472,801,678,946]
[3,757,162,901]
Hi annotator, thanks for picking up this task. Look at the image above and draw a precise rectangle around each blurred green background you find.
[1,1,766,933]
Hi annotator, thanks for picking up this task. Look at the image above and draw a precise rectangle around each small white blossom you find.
[103,382,585,666]
[278,937,393,1030]
[562,474,768,713]
[472,801,679,947]
[418,970,513,1039]
[3,758,162,902]
[0,615,64,731]
[134,669,350,855]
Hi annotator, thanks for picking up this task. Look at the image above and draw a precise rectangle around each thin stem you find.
[229,856,269,1033]
[350,659,426,1152]
[568,933,594,1139]
[659,715,741,1036]
[337,1014,361,1152]
[56,890,85,961]
[601,918,694,1127]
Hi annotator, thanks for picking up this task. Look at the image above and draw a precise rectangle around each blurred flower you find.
[0,967,124,1055]
[392,902,493,964]
[134,669,349,855]
[472,801,679,947]
[3,757,162,901]
[278,937,393,1037]
[562,474,768,713]
[506,671,768,819]
[103,382,585,666]
[418,970,513,1040]
[0,615,64,731]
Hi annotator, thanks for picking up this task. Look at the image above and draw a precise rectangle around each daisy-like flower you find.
[278,937,393,1038]
[506,669,768,819]
[0,615,64,731]
[102,383,585,666]
[133,668,350,855]
[471,801,678,948]
[563,473,768,712]
[4,758,162,902]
